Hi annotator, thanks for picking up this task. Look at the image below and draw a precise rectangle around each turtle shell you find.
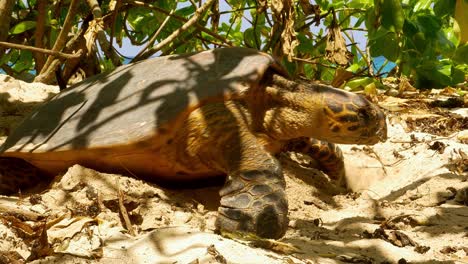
[1,48,282,156]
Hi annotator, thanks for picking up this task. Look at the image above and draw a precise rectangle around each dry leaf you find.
[332,68,354,87]
[325,18,352,65]
[271,0,298,61]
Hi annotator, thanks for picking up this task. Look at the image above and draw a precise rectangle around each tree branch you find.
[35,0,80,83]
[0,0,16,56]
[131,0,216,62]
[127,0,232,56]
[0,41,82,59]
[34,0,47,73]
[133,7,176,61]
[86,0,121,67]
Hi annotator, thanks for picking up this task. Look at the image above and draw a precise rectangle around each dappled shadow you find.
[0,48,269,167]
[0,91,59,139]
[285,235,458,263]
[275,167,468,262]
[4,47,462,262]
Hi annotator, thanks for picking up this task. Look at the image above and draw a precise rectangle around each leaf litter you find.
[0,76,467,263]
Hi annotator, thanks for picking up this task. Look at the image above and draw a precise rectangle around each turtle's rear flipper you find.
[0,157,45,195]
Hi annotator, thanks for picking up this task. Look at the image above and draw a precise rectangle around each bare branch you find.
[133,7,176,61]
[0,41,82,59]
[34,0,47,72]
[128,0,232,56]
[0,0,15,55]
[292,56,338,69]
[131,0,216,62]
[86,0,121,66]
[35,0,80,83]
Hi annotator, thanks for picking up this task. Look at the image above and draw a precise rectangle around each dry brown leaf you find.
[325,19,352,65]
[299,0,320,24]
[0,251,25,264]
[399,76,417,94]
[331,68,354,87]
[28,222,54,261]
[271,0,298,61]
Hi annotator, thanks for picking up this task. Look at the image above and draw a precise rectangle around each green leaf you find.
[175,5,195,17]
[339,10,351,28]
[346,63,361,72]
[451,65,465,84]
[303,63,316,79]
[296,33,314,54]
[412,0,432,12]
[435,30,456,55]
[347,0,372,9]
[444,27,459,46]
[415,59,463,88]
[412,32,427,53]
[403,20,418,36]
[368,26,389,40]
[12,50,33,73]
[381,0,404,32]
[354,16,366,28]
[10,21,36,34]
[345,77,374,91]
[434,0,456,18]
[369,30,399,61]
[365,7,379,36]
[243,28,257,48]
[330,0,345,9]
[453,44,468,64]
[315,0,330,10]
[113,14,124,47]
[0,51,12,65]
[320,66,335,82]
[415,14,442,38]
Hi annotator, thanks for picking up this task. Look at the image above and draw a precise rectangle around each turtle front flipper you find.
[217,158,288,239]
[181,102,289,239]
[0,157,44,195]
[213,132,289,239]
[284,137,346,188]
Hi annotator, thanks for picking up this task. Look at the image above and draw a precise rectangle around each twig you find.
[0,41,82,59]
[218,6,256,15]
[127,0,232,54]
[252,5,260,49]
[366,147,388,176]
[0,0,15,55]
[133,7,176,61]
[0,204,42,221]
[108,0,122,53]
[343,30,373,76]
[33,0,47,72]
[117,182,135,236]
[86,0,121,67]
[342,28,368,32]
[131,0,216,61]
[292,56,338,69]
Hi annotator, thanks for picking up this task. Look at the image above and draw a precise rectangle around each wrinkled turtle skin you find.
[0,48,387,239]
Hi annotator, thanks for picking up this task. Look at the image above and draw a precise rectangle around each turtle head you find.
[313,85,387,144]
[262,74,386,144]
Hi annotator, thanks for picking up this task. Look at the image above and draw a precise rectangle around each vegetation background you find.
[0,0,467,91]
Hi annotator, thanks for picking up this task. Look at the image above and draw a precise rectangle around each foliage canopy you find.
[0,0,466,89]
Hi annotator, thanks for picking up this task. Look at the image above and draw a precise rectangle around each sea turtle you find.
[0,47,387,239]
